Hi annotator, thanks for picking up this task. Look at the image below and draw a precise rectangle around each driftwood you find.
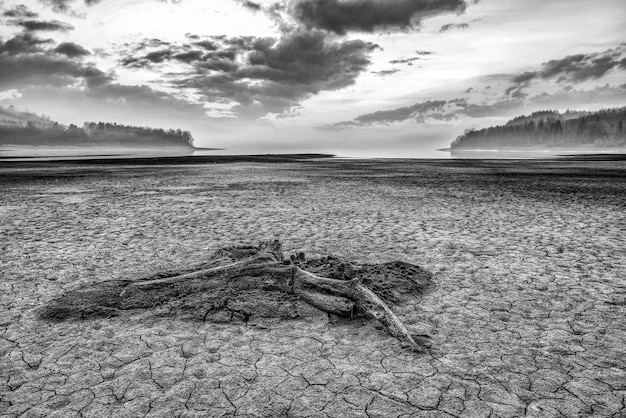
[123,240,420,350]
[40,240,433,351]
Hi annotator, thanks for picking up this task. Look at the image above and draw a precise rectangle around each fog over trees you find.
[451,107,626,149]
[0,106,194,148]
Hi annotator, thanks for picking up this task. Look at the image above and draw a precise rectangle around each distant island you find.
[0,106,194,148]
[451,107,626,151]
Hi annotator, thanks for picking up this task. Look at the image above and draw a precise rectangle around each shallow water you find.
[0,146,224,161]
[450,148,626,159]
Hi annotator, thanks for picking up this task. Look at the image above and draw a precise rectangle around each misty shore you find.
[0,150,336,165]
[449,148,626,160]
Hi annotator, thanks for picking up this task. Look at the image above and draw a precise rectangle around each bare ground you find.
[1,159,625,417]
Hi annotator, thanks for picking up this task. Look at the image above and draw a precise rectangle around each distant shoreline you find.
[0,145,221,151]
[447,147,626,160]
[0,145,224,162]
[0,153,337,165]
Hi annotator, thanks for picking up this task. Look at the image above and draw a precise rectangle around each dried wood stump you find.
[40,240,434,351]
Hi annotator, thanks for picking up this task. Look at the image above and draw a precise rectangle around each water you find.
[449,148,626,159]
[0,146,214,161]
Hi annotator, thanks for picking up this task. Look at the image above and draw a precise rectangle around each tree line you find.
[0,119,194,148]
[451,107,626,149]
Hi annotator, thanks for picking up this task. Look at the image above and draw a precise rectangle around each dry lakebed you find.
[1,157,625,417]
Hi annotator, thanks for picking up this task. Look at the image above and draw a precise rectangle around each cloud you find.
[84,82,206,113]
[0,54,109,89]
[2,5,39,18]
[372,69,400,77]
[8,19,74,32]
[326,100,448,129]
[236,0,262,11]
[0,89,22,100]
[38,0,92,13]
[290,0,468,34]
[119,36,225,67]
[529,83,626,108]
[38,0,75,13]
[326,82,626,130]
[389,50,434,65]
[511,71,535,84]
[456,98,523,118]
[0,31,207,124]
[509,44,626,92]
[54,42,91,57]
[0,33,54,54]
[121,29,379,119]
[0,34,108,89]
[3,0,73,30]
[439,22,468,32]
[389,57,418,65]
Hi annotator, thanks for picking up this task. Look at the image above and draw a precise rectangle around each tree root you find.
[39,240,433,351]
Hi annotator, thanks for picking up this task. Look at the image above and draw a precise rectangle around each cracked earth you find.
[1,159,625,417]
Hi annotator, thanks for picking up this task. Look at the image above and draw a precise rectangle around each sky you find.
[0,0,625,157]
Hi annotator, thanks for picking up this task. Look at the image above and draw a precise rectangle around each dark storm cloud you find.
[54,42,91,57]
[2,4,39,18]
[439,22,468,32]
[291,0,468,34]
[509,44,626,93]
[121,29,379,118]
[9,19,74,32]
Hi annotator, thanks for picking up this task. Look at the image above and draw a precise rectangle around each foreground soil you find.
[1,159,625,417]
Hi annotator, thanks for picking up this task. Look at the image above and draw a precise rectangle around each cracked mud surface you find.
[1,159,625,417]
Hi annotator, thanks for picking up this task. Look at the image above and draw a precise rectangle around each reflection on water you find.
[450,148,626,159]
[0,146,217,161]
[3,146,626,161]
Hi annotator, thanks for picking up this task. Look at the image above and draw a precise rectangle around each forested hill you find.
[0,105,55,128]
[0,107,194,148]
[451,107,626,149]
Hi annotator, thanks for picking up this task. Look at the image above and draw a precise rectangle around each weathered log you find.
[293,267,419,350]
[120,240,422,350]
